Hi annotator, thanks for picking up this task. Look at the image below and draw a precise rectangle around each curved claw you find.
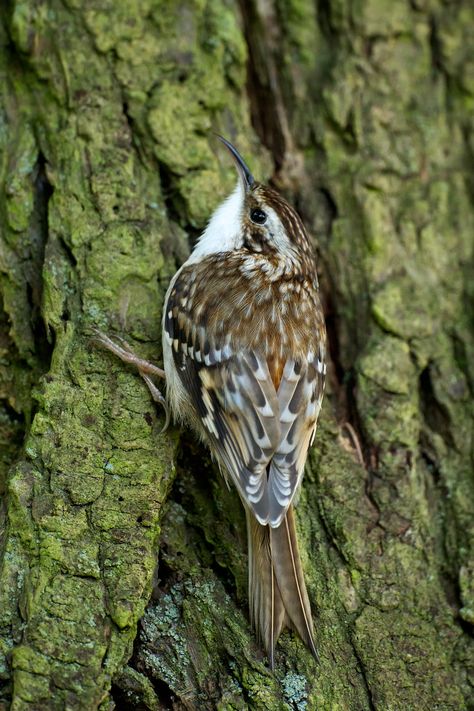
[140,372,170,433]
[160,406,171,434]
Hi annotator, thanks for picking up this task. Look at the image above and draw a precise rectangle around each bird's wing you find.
[267,353,325,526]
[165,300,281,524]
[164,271,325,526]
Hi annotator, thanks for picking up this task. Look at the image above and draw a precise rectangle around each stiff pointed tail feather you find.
[246,505,318,667]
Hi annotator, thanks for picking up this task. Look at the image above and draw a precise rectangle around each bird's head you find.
[189,137,314,274]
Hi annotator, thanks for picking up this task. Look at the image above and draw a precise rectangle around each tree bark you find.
[0,1,473,709]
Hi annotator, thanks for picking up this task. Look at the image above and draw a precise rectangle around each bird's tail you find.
[246,505,317,667]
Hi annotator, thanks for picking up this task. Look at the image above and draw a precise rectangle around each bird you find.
[94,136,327,667]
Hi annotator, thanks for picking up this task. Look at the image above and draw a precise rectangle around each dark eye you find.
[250,208,267,225]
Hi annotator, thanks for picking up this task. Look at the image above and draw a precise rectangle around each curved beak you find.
[217,135,255,190]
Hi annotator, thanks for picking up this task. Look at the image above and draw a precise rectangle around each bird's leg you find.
[92,329,170,432]
[92,330,165,377]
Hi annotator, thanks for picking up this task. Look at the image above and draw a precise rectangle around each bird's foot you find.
[92,329,170,432]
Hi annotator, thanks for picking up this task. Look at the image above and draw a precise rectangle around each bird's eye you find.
[250,208,267,225]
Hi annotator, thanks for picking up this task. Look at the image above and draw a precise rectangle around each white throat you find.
[186,181,244,264]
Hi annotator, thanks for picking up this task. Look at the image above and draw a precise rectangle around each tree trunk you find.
[0,1,473,709]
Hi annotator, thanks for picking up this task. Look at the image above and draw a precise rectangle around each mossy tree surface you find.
[0,1,473,709]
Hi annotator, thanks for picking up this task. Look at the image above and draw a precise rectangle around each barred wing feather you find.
[268,355,324,526]
[165,293,323,525]
[172,341,280,524]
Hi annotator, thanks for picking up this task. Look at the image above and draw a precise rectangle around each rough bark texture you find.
[0,1,473,709]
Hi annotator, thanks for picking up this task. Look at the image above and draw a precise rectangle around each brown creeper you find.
[95,137,326,667]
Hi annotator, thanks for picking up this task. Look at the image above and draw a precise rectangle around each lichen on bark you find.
[0,1,473,709]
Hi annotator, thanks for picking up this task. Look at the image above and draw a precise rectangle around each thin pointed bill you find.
[217,135,255,190]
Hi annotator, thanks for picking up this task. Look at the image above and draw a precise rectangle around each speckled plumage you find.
[161,140,327,665]
[163,247,326,518]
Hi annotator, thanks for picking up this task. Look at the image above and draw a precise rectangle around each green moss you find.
[356,0,413,35]
[113,666,160,711]
[371,277,436,341]
[3,127,36,234]
[148,84,213,174]
[358,336,415,395]
[179,167,233,228]
[354,606,465,709]
[0,0,180,703]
